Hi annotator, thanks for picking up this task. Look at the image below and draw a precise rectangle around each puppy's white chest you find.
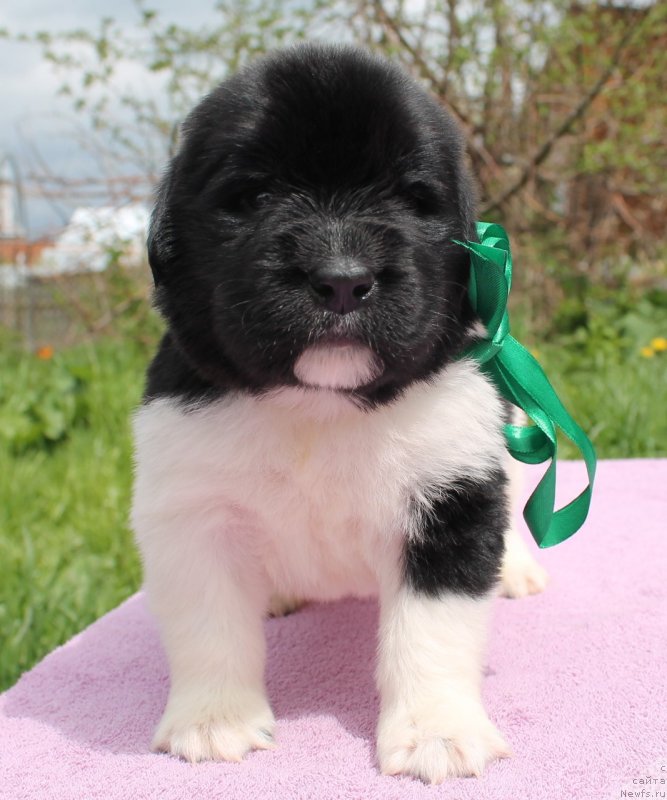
[255,424,384,598]
[132,360,507,602]
[240,401,406,598]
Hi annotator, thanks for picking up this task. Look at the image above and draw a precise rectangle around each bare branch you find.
[481,15,644,216]
[371,0,504,179]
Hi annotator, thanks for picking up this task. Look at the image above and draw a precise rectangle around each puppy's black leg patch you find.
[405,471,508,597]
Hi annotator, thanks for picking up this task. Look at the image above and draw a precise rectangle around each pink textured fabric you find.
[1,459,666,800]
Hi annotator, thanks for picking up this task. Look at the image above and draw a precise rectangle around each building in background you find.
[0,154,52,266]
[0,154,150,348]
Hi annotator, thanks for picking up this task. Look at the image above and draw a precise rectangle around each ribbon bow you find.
[454,222,597,548]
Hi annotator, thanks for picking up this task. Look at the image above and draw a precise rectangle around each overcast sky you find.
[0,1,225,236]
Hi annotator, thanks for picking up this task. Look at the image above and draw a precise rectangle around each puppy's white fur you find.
[132,357,544,781]
[376,589,510,781]
[293,343,383,389]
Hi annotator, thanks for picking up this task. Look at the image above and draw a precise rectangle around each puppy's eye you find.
[245,190,272,210]
[403,181,441,217]
[218,188,272,215]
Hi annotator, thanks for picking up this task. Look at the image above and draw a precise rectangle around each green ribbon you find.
[453,222,596,548]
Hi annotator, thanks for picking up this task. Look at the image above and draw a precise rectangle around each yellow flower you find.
[650,337,667,352]
[36,345,54,360]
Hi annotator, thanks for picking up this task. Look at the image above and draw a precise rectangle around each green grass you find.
[0,304,666,692]
[0,336,150,691]
[536,347,667,459]
[513,288,667,459]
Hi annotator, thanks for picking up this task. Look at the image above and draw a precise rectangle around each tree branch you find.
[481,16,643,216]
[371,0,504,178]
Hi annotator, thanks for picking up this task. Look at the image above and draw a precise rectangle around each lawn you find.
[1,297,666,692]
[0,337,148,691]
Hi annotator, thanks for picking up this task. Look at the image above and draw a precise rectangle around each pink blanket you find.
[1,459,666,799]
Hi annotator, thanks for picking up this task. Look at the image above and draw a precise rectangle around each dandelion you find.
[36,345,54,360]
[650,337,667,353]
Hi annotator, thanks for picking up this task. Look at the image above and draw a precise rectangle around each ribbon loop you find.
[455,222,597,548]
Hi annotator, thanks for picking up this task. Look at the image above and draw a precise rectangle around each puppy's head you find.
[149,44,477,405]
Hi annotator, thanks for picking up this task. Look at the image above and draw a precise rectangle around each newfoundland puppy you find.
[131,43,548,783]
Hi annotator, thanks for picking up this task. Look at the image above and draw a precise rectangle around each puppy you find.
[131,43,547,784]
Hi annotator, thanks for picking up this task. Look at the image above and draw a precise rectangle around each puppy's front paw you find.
[153,692,276,763]
[377,703,510,784]
[500,551,549,598]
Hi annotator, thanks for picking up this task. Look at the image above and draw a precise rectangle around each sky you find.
[0,1,225,237]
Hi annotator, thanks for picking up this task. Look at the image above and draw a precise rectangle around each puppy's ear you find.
[148,117,187,287]
[147,171,174,288]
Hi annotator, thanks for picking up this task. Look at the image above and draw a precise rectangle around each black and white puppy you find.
[131,43,548,784]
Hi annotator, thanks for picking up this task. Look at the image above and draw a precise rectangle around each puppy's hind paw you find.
[500,552,549,598]
[267,593,307,618]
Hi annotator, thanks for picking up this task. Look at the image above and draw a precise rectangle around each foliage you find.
[0,335,151,692]
[0,353,89,452]
[516,281,667,459]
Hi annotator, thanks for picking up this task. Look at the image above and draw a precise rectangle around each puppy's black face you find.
[148,44,477,405]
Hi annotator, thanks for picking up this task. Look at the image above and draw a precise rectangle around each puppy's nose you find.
[308,258,374,314]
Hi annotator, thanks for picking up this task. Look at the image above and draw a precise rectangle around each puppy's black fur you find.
[405,472,508,597]
[146,44,478,407]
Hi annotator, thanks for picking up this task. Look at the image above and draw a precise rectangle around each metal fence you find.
[0,262,151,350]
